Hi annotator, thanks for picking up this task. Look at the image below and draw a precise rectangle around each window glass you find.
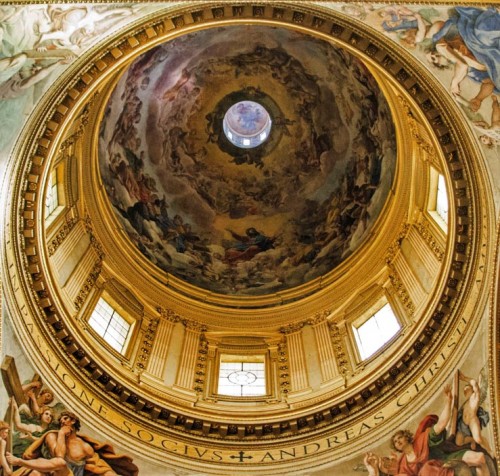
[218,360,266,397]
[354,303,400,360]
[45,169,59,219]
[88,298,131,353]
[436,173,448,224]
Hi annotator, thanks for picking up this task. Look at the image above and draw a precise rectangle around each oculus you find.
[222,100,272,148]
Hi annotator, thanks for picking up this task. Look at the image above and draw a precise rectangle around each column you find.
[283,325,309,393]
[312,319,338,382]
[175,321,205,391]
[146,315,178,380]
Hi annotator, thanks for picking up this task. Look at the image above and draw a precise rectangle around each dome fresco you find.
[98,25,397,296]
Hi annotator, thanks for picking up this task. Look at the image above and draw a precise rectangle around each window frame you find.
[427,166,448,233]
[217,354,267,398]
[86,295,136,358]
[206,347,274,402]
[45,164,66,227]
[351,301,401,362]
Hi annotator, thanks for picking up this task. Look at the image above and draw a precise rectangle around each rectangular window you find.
[353,303,400,360]
[436,173,448,224]
[218,357,266,397]
[45,169,59,219]
[88,298,131,353]
[428,167,448,232]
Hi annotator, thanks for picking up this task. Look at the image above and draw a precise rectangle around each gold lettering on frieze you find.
[11,294,472,463]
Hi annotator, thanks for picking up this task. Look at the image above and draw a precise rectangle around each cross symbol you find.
[230,450,253,463]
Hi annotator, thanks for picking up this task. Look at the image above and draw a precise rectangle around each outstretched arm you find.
[21,381,41,394]
[0,439,12,475]
[6,452,66,472]
[434,384,453,434]
[413,13,427,44]
[10,397,33,434]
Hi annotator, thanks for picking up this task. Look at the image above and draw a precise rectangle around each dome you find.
[2,3,497,476]
[98,26,396,296]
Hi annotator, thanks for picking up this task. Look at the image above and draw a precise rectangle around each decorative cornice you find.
[135,317,160,373]
[399,95,440,169]
[59,96,98,154]
[329,323,350,376]
[279,322,305,334]
[47,215,79,256]
[385,223,410,264]
[416,219,445,262]
[182,319,207,332]
[74,261,102,311]
[307,309,331,326]
[156,306,181,323]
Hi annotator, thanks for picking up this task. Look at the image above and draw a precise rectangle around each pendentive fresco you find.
[0,4,154,152]
[0,321,138,476]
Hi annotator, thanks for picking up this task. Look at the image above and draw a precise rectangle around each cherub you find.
[20,381,55,417]
[457,370,495,457]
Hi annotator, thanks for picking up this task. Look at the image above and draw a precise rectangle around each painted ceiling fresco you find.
[98,25,397,296]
